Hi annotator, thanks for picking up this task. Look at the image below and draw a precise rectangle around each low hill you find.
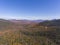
[38,19,60,26]
[0,19,20,31]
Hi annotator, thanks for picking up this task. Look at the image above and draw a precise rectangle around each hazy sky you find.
[0,0,60,20]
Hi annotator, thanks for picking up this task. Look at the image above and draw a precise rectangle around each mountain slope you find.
[38,19,60,26]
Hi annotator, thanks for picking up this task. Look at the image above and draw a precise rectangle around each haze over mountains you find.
[9,19,44,23]
[0,19,60,45]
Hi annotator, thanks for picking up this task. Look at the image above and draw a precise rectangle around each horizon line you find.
[0,18,60,20]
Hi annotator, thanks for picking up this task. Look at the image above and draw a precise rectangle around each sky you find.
[0,0,60,20]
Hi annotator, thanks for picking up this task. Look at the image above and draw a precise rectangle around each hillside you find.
[0,19,59,45]
[0,19,14,30]
[38,19,60,26]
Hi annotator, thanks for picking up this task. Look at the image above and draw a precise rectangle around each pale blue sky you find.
[0,0,60,20]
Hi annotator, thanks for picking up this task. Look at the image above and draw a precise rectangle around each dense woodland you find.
[0,19,60,45]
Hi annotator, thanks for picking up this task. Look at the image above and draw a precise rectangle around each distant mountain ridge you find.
[0,19,60,26]
[9,19,44,23]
